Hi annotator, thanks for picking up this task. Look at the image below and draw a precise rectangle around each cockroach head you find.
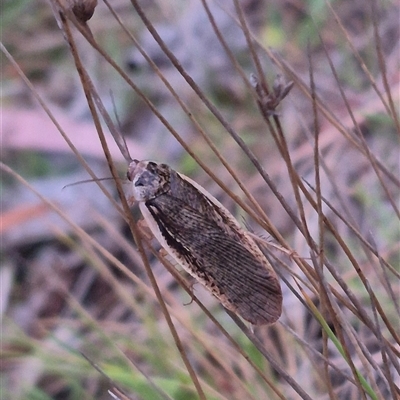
[127,160,171,201]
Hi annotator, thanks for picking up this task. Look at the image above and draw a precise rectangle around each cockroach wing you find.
[142,187,282,325]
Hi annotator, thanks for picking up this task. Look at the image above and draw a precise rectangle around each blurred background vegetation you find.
[1,0,399,399]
